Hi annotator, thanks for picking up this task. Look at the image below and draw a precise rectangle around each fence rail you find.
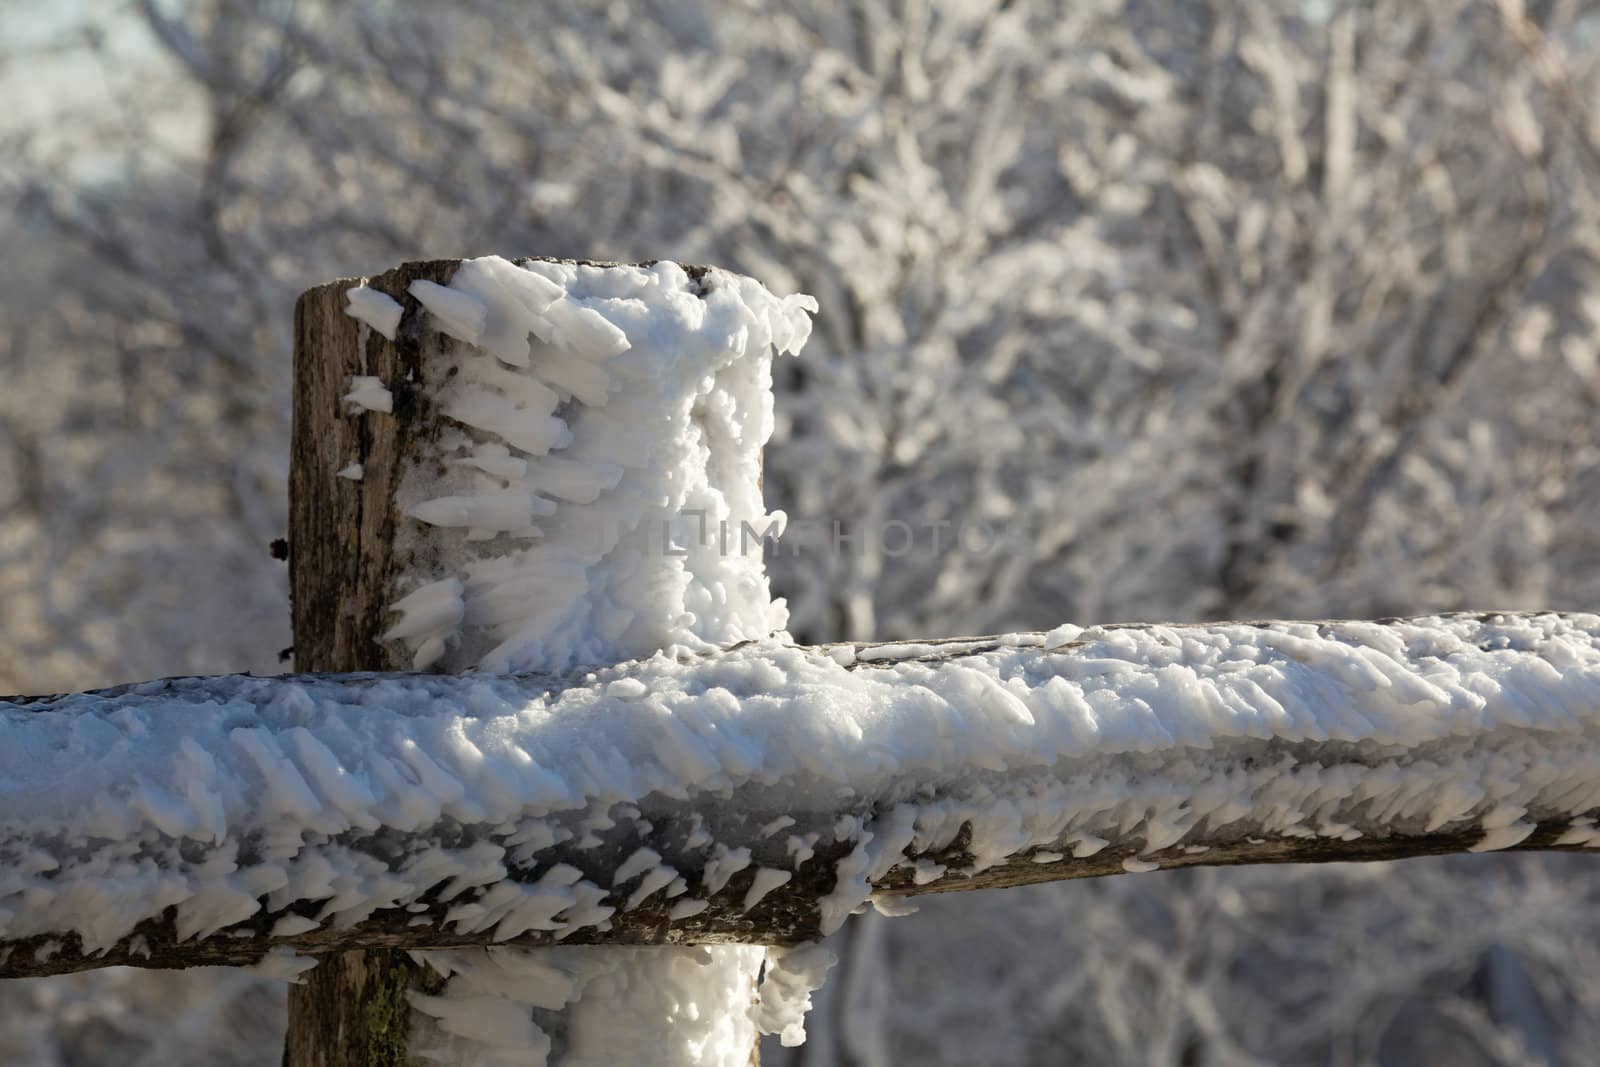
[4,611,1597,981]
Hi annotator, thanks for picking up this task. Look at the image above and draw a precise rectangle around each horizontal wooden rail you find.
[2,611,1597,979]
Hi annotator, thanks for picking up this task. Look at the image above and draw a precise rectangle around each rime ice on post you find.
[386,257,809,675]
[293,256,817,1065]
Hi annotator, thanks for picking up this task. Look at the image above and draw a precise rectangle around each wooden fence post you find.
[285,260,459,1066]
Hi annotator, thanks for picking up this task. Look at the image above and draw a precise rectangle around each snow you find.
[868,894,919,917]
[409,279,490,345]
[786,834,818,868]
[344,284,404,341]
[270,915,320,938]
[701,846,753,896]
[409,945,766,1067]
[381,256,813,677]
[623,865,678,911]
[383,578,466,671]
[668,899,709,921]
[336,462,364,481]
[611,847,662,887]
[751,943,836,1048]
[3,612,1600,964]
[742,868,792,912]
[245,946,319,982]
[343,375,394,414]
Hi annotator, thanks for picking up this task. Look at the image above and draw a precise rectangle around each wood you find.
[286,259,460,1066]
[281,949,442,1067]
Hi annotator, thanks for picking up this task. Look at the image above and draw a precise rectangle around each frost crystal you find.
[383,256,813,677]
[344,284,404,340]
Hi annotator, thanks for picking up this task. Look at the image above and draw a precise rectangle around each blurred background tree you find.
[2,0,1598,1063]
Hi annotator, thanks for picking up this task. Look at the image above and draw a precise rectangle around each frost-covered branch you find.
[2,611,1598,980]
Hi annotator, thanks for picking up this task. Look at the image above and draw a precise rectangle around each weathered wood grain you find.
[287,260,458,1067]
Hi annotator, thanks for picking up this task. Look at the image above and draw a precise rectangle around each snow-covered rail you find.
[4,610,1598,980]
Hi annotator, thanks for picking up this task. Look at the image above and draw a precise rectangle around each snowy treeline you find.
[2,1,1599,1064]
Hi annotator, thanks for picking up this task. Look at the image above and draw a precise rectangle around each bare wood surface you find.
[286,259,458,1066]
[288,259,456,675]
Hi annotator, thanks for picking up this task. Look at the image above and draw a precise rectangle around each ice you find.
[343,285,404,341]
[381,257,808,677]
[409,279,489,345]
[342,375,393,414]
[751,943,836,1048]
